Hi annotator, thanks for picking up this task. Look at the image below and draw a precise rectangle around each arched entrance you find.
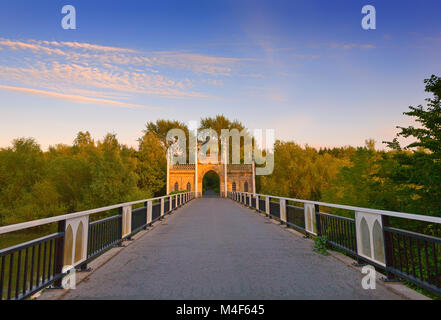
[168,163,254,197]
[202,170,220,196]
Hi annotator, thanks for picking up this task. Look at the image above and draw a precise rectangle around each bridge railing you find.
[0,192,195,300]
[228,191,441,296]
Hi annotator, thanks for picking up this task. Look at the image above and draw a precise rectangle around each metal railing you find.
[0,192,194,300]
[228,191,441,296]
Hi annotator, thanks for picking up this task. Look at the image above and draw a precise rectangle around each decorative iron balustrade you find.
[228,191,441,296]
[0,192,194,300]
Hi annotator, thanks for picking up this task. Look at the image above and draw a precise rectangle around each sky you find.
[0,0,440,150]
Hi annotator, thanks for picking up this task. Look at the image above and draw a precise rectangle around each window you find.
[174,182,179,192]
[187,182,191,191]
[232,182,236,192]
[244,181,248,192]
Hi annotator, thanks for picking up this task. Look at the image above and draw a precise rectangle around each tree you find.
[199,115,248,163]
[386,75,441,154]
[137,131,167,196]
[384,75,441,217]
[258,141,348,201]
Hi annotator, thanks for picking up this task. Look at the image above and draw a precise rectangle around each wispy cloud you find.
[330,42,376,50]
[0,85,161,110]
[0,38,256,107]
[292,53,320,59]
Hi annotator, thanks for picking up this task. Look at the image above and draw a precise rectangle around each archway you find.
[202,170,220,196]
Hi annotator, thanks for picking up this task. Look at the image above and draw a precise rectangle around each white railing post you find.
[265,196,270,216]
[160,198,164,217]
[62,215,89,270]
[280,198,287,224]
[355,211,386,266]
[121,205,132,238]
[256,195,259,211]
[147,200,152,225]
[248,193,252,207]
[304,204,317,235]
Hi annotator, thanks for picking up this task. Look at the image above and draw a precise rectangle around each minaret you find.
[223,136,227,197]
[252,149,256,195]
[194,134,198,198]
[166,148,170,194]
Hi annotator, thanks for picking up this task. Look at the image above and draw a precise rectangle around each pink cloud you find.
[0,85,161,110]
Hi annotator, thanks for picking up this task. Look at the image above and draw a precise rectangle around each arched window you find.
[187,182,191,191]
[244,181,248,192]
[232,182,236,192]
[174,182,179,192]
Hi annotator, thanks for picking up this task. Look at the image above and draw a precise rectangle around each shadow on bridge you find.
[202,189,219,198]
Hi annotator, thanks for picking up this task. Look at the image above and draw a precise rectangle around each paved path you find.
[62,197,403,299]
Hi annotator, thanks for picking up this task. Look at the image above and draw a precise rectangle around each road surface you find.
[61,196,403,299]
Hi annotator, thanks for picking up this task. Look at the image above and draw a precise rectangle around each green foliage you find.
[0,132,149,226]
[313,236,329,256]
[258,141,350,201]
[136,131,167,197]
[381,75,441,220]
[199,114,245,137]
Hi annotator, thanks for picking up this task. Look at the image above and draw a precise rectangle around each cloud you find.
[292,53,320,59]
[330,42,376,50]
[0,39,137,54]
[152,52,256,76]
[0,38,258,104]
[0,38,250,76]
[0,85,161,110]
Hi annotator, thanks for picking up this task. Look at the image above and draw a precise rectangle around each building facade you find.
[168,163,255,197]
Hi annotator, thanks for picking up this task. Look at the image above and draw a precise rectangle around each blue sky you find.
[0,0,440,149]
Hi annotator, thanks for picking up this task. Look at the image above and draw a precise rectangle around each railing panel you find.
[384,226,441,294]
[164,199,170,213]
[87,215,121,259]
[131,207,147,232]
[318,213,357,255]
[269,201,280,219]
[152,203,161,221]
[259,199,265,212]
[251,197,256,209]
[0,233,63,300]
[286,205,305,231]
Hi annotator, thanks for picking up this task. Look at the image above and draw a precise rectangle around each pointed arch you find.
[373,220,385,263]
[74,222,84,263]
[360,217,371,257]
[64,224,73,266]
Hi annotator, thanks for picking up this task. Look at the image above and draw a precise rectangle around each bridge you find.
[0,191,440,300]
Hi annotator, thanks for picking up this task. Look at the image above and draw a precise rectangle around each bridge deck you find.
[61,197,402,299]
